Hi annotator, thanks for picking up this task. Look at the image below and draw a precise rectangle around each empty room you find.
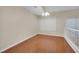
[0,6,79,53]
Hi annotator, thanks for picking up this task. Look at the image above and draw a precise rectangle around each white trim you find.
[0,34,37,52]
[39,33,64,37]
[0,33,64,52]
[64,35,79,53]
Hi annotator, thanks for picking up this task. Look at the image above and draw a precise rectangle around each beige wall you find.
[0,7,39,51]
[54,9,79,36]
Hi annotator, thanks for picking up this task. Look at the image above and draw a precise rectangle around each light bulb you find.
[45,12,50,16]
[42,12,50,16]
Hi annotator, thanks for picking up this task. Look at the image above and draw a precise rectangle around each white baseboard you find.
[64,35,79,53]
[0,34,37,52]
[0,33,64,52]
[39,33,64,37]
[1,33,78,52]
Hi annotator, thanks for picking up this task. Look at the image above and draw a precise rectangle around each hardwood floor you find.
[3,34,74,53]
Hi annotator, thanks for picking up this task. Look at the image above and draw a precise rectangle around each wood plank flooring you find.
[3,34,74,53]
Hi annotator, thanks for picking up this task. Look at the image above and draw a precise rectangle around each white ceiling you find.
[24,6,79,16]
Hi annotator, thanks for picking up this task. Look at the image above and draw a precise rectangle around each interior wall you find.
[0,7,39,51]
[54,9,79,36]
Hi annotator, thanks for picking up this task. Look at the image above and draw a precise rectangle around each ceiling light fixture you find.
[42,12,50,16]
[41,6,50,16]
[45,12,50,16]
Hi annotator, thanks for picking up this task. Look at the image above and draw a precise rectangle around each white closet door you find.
[40,16,56,32]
